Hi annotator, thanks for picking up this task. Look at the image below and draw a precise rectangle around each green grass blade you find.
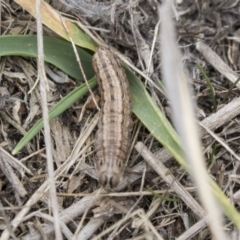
[0,35,94,81]
[12,78,97,155]
[196,63,217,111]
[126,69,187,169]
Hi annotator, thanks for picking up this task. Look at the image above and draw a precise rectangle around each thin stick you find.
[135,142,205,219]
[61,16,100,111]
[56,187,197,197]
[176,217,208,240]
[198,121,240,162]
[36,0,62,239]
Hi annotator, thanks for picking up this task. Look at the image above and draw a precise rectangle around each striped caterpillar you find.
[92,48,132,189]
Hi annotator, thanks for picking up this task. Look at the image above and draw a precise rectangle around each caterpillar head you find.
[96,158,124,190]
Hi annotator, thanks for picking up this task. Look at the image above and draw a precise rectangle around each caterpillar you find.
[92,48,132,189]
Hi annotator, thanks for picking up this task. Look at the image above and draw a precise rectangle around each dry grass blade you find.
[199,121,240,162]
[200,97,240,136]
[0,147,33,175]
[56,187,196,197]
[35,0,62,239]
[76,218,105,240]
[160,1,225,239]
[0,155,27,198]
[196,42,240,88]
[176,218,208,240]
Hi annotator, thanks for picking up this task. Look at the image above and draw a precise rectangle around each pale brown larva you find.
[92,48,132,189]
